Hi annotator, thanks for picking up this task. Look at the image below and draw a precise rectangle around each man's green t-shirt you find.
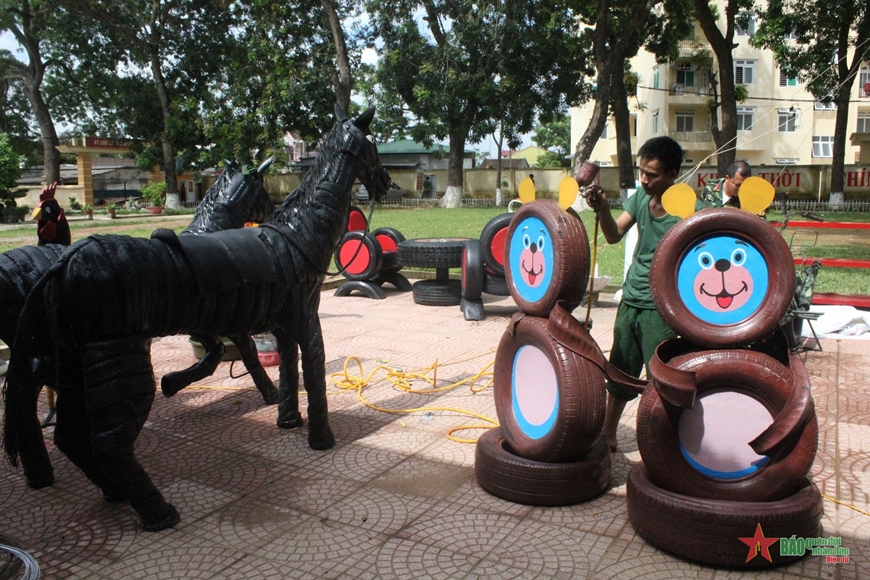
[620,189,684,310]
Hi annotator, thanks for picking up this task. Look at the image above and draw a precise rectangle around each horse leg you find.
[160,333,224,397]
[81,336,179,531]
[274,331,303,429]
[231,334,278,404]
[52,349,124,502]
[296,312,335,450]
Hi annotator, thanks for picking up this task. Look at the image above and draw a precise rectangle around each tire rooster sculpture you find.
[3,106,389,531]
[32,182,71,247]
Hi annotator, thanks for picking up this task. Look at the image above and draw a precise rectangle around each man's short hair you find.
[637,136,684,174]
[726,159,752,179]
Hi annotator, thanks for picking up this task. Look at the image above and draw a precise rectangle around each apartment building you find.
[571,12,870,180]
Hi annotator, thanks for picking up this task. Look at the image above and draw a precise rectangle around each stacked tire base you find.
[627,464,822,568]
[475,428,611,506]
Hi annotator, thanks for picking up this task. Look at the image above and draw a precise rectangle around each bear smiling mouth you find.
[699,275,748,309]
[522,257,543,285]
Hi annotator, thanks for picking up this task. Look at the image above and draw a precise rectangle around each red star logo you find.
[739,523,779,562]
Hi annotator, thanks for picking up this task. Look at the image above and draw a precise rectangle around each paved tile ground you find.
[1,282,868,579]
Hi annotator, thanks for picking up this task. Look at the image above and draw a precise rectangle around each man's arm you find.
[584,186,635,244]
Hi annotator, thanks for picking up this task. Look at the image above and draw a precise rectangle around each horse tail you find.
[2,254,65,486]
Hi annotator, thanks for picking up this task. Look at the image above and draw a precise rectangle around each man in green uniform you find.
[583,136,697,451]
[700,159,752,208]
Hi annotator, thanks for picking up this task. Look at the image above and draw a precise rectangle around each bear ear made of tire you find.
[626,463,822,568]
[475,428,611,506]
[493,315,605,463]
[638,345,818,503]
[504,200,589,317]
[334,231,382,281]
[650,208,795,348]
[479,213,513,277]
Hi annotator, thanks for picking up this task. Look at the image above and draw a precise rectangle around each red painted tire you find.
[627,463,822,568]
[475,428,610,506]
[505,200,589,317]
[346,205,368,232]
[650,208,795,348]
[334,231,382,281]
[638,345,818,502]
[462,239,483,300]
[493,315,606,462]
[372,227,405,272]
[479,213,512,276]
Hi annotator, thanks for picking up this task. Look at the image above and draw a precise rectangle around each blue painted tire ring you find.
[493,315,606,463]
[638,345,818,502]
[650,208,795,348]
[504,200,589,317]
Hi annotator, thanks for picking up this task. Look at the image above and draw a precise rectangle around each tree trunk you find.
[24,81,60,185]
[440,131,466,208]
[150,53,179,208]
[320,0,352,112]
[830,86,853,196]
[495,128,504,206]
[611,71,635,197]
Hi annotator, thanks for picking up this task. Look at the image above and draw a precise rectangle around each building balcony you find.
[670,83,712,98]
[678,37,710,57]
[669,130,712,143]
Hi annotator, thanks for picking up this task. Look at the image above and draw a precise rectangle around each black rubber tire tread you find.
[493,315,606,462]
[650,208,796,348]
[505,200,589,317]
[334,231,382,281]
[412,279,462,306]
[475,428,611,506]
[398,238,470,269]
[462,239,484,300]
[627,463,822,568]
[479,213,513,276]
[482,273,510,296]
[639,347,818,502]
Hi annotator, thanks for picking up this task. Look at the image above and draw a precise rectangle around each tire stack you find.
[627,208,823,568]
[397,238,471,306]
[475,200,635,505]
[333,205,412,299]
[461,214,513,320]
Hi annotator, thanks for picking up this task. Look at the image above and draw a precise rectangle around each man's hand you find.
[583,185,608,214]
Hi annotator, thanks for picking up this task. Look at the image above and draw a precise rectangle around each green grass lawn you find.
[2,203,867,296]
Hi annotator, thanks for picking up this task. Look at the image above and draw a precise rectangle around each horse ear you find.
[353,106,376,130]
[335,104,349,122]
[257,157,274,175]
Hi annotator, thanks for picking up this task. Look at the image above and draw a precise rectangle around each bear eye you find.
[731,248,746,266]
[536,235,546,250]
[523,234,531,249]
[698,252,714,269]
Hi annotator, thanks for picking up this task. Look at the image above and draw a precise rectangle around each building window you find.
[602,122,609,139]
[860,66,870,97]
[653,66,660,90]
[857,112,870,133]
[778,70,797,87]
[814,95,837,110]
[631,115,638,137]
[735,60,755,85]
[775,158,797,165]
[676,110,694,132]
[812,136,834,158]
[736,107,754,131]
[735,11,756,36]
[652,110,659,134]
[676,62,695,86]
[778,108,797,132]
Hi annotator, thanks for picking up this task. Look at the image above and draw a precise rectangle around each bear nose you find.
[530,243,537,253]
[715,258,730,272]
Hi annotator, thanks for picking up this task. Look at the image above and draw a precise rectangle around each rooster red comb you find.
[39,182,58,203]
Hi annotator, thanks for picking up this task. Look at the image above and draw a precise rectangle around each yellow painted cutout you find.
[737,176,775,215]
[558,176,580,210]
[518,176,536,204]
[662,183,697,219]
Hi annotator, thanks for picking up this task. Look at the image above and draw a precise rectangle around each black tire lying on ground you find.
[475,428,611,506]
[398,238,469,269]
[627,463,822,568]
[412,279,462,306]
[483,273,509,296]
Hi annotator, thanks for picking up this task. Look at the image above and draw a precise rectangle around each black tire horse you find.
[3,106,390,531]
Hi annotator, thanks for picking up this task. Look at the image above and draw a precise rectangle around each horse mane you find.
[184,162,240,234]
